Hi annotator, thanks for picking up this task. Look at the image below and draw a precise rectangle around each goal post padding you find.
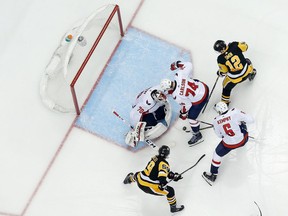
[40,4,124,113]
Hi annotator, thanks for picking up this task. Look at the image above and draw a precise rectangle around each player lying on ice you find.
[125,85,172,147]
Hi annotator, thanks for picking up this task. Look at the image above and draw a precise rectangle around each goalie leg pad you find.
[145,122,168,140]
[164,102,172,127]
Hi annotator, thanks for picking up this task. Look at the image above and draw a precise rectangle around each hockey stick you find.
[112,110,157,149]
[179,154,206,175]
[198,120,213,126]
[254,201,263,216]
[112,110,133,129]
[183,123,255,140]
[166,154,206,185]
[202,75,220,114]
[182,120,213,133]
[183,125,213,133]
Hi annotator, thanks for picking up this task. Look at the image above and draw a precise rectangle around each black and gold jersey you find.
[142,155,170,183]
[217,42,248,75]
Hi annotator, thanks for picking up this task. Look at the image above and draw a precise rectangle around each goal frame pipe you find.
[70,4,124,115]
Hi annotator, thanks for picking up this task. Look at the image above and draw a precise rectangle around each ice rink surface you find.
[1,0,288,215]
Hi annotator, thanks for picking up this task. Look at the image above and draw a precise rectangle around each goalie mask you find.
[151,90,167,102]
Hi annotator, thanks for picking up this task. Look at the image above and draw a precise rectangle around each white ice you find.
[1,0,288,215]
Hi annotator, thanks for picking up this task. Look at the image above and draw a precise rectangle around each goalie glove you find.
[125,122,147,147]
[125,131,139,147]
[170,61,184,71]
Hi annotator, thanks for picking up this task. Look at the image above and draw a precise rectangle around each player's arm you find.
[217,62,229,74]
[213,119,223,138]
[233,108,254,124]
[158,161,170,186]
[238,42,248,52]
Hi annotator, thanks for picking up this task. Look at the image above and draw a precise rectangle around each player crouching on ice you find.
[125,85,172,147]
[123,145,184,213]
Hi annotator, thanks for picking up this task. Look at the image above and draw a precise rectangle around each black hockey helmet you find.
[214,40,227,52]
[158,145,170,158]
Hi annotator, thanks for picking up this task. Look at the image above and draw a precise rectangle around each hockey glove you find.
[217,70,226,77]
[240,121,247,133]
[173,173,183,182]
[179,111,188,120]
[168,171,175,179]
[170,61,183,71]
[168,172,183,182]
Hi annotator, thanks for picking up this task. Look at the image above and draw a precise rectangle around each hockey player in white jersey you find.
[170,60,193,79]
[202,102,254,185]
[160,75,209,146]
[125,85,172,147]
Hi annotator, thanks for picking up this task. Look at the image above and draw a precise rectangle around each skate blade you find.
[202,174,213,186]
[188,139,204,147]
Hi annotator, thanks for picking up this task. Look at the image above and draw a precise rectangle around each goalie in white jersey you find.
[160,74,209,146]
[125,85,172,147]
[202,102,254,185]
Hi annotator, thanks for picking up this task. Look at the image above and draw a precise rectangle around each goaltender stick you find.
[125,85,172,147]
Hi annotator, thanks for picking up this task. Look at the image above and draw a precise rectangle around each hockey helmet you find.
[160,79,173,91]
[214,101,228,114]
[158,145,170,158]
[213,40,227,52]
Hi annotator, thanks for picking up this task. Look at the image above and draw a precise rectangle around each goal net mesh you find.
[40,4,123,113]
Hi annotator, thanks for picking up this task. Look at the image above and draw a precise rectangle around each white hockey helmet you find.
[214,101,228,114]
[151,89,166,102]
[160,79,173,91]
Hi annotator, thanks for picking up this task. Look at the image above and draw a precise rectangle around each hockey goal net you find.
[40,4,124,114]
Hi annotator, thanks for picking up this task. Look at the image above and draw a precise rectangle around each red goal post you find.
[71,5,124,115]
[40,4,124,114]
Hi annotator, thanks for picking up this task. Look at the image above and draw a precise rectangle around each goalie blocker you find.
[125,102,172,147]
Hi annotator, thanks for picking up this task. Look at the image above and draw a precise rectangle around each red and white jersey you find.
[171,76,208,112]
[213,108,254,146]
[130,85,164,127]
[175,61,193,79]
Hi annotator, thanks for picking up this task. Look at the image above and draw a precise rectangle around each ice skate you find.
[202,172,217,186]
[188,132,203,146]
[170,204,184,213]
[123,172,134,184]
[248,68,257,81]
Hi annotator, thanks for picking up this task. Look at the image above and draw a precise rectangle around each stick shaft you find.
[112,109,157,149]
[112,110,133,129]
[165,154,206,185]
[198,120,213,126]
[180,154,206,175]
[202,75,220,113]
